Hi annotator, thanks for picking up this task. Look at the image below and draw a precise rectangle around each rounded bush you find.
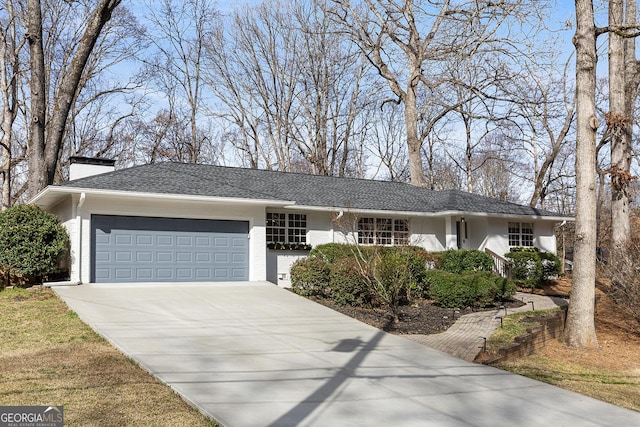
[425,270,474,308]
[290,256,330,297]
[440,249,494,274]
[0,204,69,286]
[540,251,561,280]
[425,270,515,308]
[505,248,560,288]
[328,256,373,307]
[505,251,542,288]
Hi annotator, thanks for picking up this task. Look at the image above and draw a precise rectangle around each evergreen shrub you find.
[0,204,69,288]
[505,247,560,288]
[440,249,494,274]
[425,270,516,308]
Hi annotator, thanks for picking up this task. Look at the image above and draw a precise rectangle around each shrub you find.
[0,204,69,288]
[425,270,516,308]
[294,243,433,319]
[505,248,560,288]
[329,256,374,307]
[606,241,640,325]
[440,249,494,274]
[540,251,561,279]
[505,250,542,288]
[310,243,360,263]
[290,256,330,298]
[393,246,429,299]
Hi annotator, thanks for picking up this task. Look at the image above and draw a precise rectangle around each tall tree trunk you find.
[26,0,47,198]
[404,87,427,187]
[27,0,122,198]
[609,0,632,253]
[563,0,599,349]
[0,0,20,210]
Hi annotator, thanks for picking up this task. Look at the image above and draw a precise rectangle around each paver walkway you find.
[405,292,569,361]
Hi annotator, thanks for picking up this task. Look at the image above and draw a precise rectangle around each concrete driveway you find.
[54,282,640,427]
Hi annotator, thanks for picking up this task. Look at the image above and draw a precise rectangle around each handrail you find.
[485,248,512,279]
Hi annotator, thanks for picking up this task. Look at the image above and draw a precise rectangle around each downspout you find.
[333,210,344,243]
[76,192,86,283]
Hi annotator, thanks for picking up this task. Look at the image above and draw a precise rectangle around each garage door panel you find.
[176,236,193,246]
[196,237,211,246]
[137,252,153,262]
[177,252,193,262]
[95,251,111,262]
[196,253,211,263]
[115,235,132,245]
[157,235,173,246]
[115,251,132,262]
[115,268,133,279]
[232,253,247,263]
[157,252,173,262]
[214,237,229,247]
[136,235,153,245]
[92,215,249,283]
[136,269,153,280]
[94,268,111,280]
[232,237,247,247]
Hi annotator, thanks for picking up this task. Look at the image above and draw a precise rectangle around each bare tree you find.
[328,0,543,187]
[607,0,640,253]
[141,0,217,165]
[205,1,300,170]
[364,100,409,181]
[0,0,24,209]
[205,0,369,175]
[500,54,576,209]
[288,0,369,176]
[26,0,123,198]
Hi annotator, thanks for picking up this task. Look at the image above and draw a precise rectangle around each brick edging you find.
[478,310,567,365]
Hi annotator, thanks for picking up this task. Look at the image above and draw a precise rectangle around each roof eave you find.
[284,205,572,221]
[31,186,293,208]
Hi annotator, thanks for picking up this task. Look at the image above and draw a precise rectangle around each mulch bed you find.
[311,297,526,335]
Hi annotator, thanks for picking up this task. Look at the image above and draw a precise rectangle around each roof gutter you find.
[284,204,573,221]
[30,186,294,208]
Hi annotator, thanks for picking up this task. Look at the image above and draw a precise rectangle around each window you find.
[394,219,410,245]
[267,212,306,244]
[508,222,534,247]
[358,217,410,245]
[287,213,307,243]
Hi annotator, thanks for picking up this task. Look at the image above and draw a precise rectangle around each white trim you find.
[32,187,572,222]
[284,204,571,222]
[30,186,294,208]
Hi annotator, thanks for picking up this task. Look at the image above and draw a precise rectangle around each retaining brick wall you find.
[479,310,566,365]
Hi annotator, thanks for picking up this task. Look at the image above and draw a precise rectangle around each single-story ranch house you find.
[31,157,570,286]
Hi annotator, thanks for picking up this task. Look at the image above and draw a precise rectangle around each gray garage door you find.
[91,215,249,283]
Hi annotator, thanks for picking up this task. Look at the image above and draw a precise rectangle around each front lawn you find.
[0,287,217,426]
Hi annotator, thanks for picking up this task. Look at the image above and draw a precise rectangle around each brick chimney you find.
[69,156,116,181]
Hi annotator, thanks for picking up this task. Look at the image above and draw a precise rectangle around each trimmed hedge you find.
[440,249,494,274]
[425,270,516,308]
[505,247,560,288]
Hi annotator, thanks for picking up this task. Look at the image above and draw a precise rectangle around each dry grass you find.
[0,287,217,426]
[495,281,640,413]
[499,353,640,412]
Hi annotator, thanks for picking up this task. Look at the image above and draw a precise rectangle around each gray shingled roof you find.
[57,162,562,217]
